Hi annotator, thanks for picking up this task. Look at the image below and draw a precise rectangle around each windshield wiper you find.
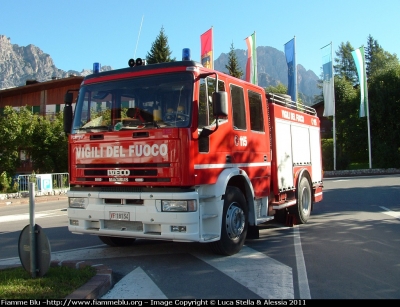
[120,121,160,130]
[76,126,110,132]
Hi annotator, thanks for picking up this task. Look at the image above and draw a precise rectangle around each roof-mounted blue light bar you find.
[182,48,191,61]
[93,62,101,73]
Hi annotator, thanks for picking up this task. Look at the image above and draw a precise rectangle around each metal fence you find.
[16,173,69,195]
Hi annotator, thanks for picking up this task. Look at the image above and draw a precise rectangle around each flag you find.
[351,46,368,117]
[321,43,335,116]
[352,46,372,168]
[200,28,213,69]
[245,32,257,85]
[285,37,297,102]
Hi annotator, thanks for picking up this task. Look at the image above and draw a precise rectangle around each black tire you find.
[210,186,248,256]
[289,176,312,224]
[98,236,136,247]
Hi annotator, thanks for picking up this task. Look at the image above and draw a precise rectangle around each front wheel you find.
[98,236,136,247]
[289,176,312,224]
[210,186,248,256]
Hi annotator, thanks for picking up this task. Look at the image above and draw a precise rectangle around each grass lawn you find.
[0,265,96,299]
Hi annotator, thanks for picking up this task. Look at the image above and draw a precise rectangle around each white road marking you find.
[193,246,294,299]
[293,226,311,299]
[0,209,66,223]
[380,206,400,220]
[101,267,167,299]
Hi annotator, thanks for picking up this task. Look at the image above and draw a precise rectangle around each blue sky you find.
[1,0,399,76]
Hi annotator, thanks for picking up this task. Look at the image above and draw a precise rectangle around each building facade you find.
[0,76,83,174]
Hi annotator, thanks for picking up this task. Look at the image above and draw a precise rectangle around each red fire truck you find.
[63,51,323,256]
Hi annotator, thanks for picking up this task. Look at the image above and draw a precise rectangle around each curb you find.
[323,168,400,178]
[50,260,113,299]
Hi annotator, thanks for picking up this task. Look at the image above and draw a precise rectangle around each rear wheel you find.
[210,186,248,256]
[98,236,136,247]
[289,176,312,224]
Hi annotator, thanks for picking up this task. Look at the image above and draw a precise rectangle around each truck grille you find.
[75,163,171,184]
[85,169,157,176]
[77,177,170,182]
[77,163,170,168]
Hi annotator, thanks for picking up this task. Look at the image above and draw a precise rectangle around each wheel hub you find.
[301,186,311,214]
[225,203,245,239]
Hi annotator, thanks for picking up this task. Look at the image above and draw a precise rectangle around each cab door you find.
[230,84,271,197]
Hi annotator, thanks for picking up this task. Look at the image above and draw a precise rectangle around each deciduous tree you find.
[0,106,35,175]
[0,107,68,179]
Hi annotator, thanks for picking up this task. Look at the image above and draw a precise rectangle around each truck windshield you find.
[71,73,193,134]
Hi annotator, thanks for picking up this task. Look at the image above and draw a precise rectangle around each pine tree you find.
[225,42,243,79]
[334,41,357,83]
[146,26,175,64]
[365,34,398,78]
[365,34,378,77]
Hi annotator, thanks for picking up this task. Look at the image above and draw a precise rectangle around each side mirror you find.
[63,105,73,134]
[199,91,228,139]
[212,91,228,117]
[64,92,73,105]
[63,93,74,134]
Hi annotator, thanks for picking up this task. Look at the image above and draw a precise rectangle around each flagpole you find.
[254,31,257,85]
[367,99,372,168]
[363,47,372,168]
[330,42,336,171]
[294,36,298,103]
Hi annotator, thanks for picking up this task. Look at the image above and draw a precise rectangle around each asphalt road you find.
[1,174,400,299]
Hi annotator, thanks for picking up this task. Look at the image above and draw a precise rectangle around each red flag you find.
[200,28,213,69]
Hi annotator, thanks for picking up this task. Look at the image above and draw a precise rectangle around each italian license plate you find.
[109,211,130,221]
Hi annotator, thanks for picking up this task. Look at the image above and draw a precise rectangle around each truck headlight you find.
[161,200,197,212]
[69,197,88,209]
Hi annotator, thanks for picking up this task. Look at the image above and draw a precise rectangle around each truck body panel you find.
[64,59,323,255]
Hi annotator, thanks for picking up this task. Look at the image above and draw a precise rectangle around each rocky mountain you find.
[215,46,321,105]
[0,35,111,89]
[0,35,320,104]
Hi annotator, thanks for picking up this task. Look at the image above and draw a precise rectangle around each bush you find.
[0,171,20,193]
[321,138,334,171]
[0,171,10,193]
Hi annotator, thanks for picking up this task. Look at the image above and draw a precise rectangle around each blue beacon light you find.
[93,62,101,73]
[182,48,191,61]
